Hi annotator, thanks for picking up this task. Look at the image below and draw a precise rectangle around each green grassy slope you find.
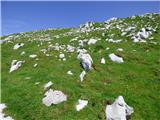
[1,13,160,120]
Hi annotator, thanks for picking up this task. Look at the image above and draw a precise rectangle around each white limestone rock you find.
[40,49,47,54]
[29,54,37,59]
[121,32,127,36]
[78,39,88,46]
[0,103,14,120]
[105,96,134,120]
[44,81,53,89]
[63,58,66,61]
[77,48,87,54]
[116,48,123,52]
[20,51,25,56]
[59,53,65,59]
[46,54,50,57]
[105,17,117,23]
[25,77,31,80]
[79,22,94,33]
[76,99,88,111]
[109,53,124,63]
[101,58,106,64]
[33,63,38,67]
[42,89,67,106]
[131,27,155,42]
[35,82,40,85]
[106,39,122,43]
[13,43,24,50]
[79,71,86,82]
[106,47,110,51]
[9,60,25,73]
[66,45,75,52]
[67,71,73,75]
[77,53,93,70]
[88,38,97,45]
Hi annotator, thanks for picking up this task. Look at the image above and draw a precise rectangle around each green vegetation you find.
[1,13,160,120]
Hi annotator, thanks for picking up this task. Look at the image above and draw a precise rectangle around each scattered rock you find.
[0,103,14,120]
[25,77,31,80]
[59,53,65,59]
[9,60,25,73]
[29,54,37,59]
[40,49,47,54]
[76,99,88,111]
[88,38,97,45]
[101,58,106,64]
[109,53,124,63]
[105,17,117,23]
[42,89,67,106]
[45,54,50,57]
[106,39,122,43]
[77,52,93,70]
[33,63,38,67]
[77,48,87,54]
[20,51,25,56]
[106,47,110,51]
[105,96,134,120]
[150,41,157,45]
[63,58,66,61]
[79,39,88,46]
[13,43,24,50]
[35,82,40,85]
[66,45,75,52]
[79,70,86,82]
[67,71,73,75]
[117,48,123,52]
[131,27,155,42]
[79,22,95,33]
[44,81,53,89]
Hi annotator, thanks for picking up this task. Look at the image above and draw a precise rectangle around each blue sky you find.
[1,1,160,36]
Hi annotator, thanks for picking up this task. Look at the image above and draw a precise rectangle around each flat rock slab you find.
[42,89,67,106]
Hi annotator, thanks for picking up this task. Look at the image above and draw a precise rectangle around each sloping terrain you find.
[1,13,160,120]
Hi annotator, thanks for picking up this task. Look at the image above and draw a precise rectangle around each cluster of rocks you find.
[131,27,155,42]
